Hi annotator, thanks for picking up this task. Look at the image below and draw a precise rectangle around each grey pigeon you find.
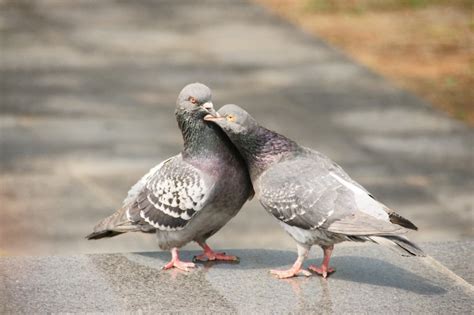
[86,84,253,271]
[205,104,424,279]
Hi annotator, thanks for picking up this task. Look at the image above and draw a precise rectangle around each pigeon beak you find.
[202,102,214,110]
[204,114,223,122]
[202,102,220,117]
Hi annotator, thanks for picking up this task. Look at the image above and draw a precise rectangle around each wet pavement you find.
[1,243,473,313]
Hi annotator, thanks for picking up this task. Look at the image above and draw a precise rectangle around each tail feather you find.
[86,230,124,240]
[86,207,138,240]
[368,235,425,257]
[388,212,418,230]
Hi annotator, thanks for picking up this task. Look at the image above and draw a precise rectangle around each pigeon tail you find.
[368,235,425,257]
[86,230,124,240]
[388,212,418,230]
[85,207,140,240]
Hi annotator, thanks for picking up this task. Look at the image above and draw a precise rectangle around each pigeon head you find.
[205,104,300,177]
[175,83,231,158]
[203,104,257,136]
[176,82,217,119]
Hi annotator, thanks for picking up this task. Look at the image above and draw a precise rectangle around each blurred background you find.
[257,0,473,124]
[1,0,472,257]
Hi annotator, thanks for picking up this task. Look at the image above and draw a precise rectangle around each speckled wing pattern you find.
[259,151,396,233]
[124,154,213,231]
[259,157,346,230]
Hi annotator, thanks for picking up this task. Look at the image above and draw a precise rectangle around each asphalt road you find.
[1,0,473,256]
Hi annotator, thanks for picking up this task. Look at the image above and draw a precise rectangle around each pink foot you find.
[162,259,195,272]
[194,243,239,262]
[270,267,312,279]
[270,245,311,279]
[309,245,336,278]
[162,248,196,272]
[308,265,335,278]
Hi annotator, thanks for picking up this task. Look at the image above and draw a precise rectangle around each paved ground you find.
[1,0,473,256]
[1,243,473,313]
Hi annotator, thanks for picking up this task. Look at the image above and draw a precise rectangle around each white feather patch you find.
[122,158,172,209]
[330,172,389,221]
[126,208,132,222]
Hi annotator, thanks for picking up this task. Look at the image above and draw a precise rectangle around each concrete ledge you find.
[1,242,473,313]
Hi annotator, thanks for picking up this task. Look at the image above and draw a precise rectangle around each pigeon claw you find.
[194,243,240,263]
[270,268,312,279]
[162,260,196,272]
[308,265,335,278]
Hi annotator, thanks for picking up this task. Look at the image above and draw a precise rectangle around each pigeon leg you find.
[308,245,335,278]
[193,242,239,262]
[270,243,311,279]
[162,247,196,271]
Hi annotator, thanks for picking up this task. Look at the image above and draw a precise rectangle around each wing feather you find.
[125,154,213,231]
[259,158,342,230]
[259,154,394,235]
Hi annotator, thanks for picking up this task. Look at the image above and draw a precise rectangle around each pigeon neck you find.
[239,126,300,178]
[179,115,230,159]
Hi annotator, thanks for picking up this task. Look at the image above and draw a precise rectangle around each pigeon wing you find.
[125,154,214,231]
[259,157,395,233]
[259,158,343,230]
[307,149,418,230]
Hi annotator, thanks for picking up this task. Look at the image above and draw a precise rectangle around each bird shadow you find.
[321,255,446,295]
[132,249,446,295]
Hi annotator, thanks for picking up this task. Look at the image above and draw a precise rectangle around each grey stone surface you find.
[423,241,474,285]
[1,0,473,257]
[1,244,473,313]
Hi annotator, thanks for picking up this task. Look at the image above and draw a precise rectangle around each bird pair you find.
[87,83,424,279]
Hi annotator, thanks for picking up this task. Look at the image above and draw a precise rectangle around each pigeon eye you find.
[188,97,198,105]
[226,115,236,122]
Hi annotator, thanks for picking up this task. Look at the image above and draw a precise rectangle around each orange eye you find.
[188,97,198,105]
[226,114,235,122]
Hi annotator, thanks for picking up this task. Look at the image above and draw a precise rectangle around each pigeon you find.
[86,84,253,271]
[204,104,424,279]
